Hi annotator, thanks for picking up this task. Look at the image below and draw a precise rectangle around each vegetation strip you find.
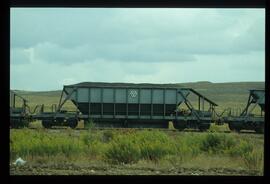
[10,129,263,175]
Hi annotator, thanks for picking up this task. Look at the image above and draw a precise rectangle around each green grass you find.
[10,129,264,174]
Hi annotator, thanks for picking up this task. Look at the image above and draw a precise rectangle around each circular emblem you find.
[129,90,138,98]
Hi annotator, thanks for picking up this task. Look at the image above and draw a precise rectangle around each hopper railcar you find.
[36,82,218,130]
[224,89,265,133]
[10,91,33,128]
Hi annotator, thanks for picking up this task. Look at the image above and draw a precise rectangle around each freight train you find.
[9,82,265,133]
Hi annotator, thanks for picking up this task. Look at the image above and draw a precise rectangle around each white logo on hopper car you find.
[129,90,137,98]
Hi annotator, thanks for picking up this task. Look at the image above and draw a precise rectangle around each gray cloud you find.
[10,8,265,90]
[11,8,264,53]
[23,41,197,64]
[10,48,32,65]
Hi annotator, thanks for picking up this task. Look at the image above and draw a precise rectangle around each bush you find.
[105,135,141,164]
[228,140,253,157]
[104,130,177,164]
[136,131,176,161]
[139,141,175,162]
[200,133,236,154]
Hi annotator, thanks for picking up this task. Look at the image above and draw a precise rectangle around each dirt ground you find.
[10,163,261,176]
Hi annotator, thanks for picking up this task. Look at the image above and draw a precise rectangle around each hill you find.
[11,81,265,113]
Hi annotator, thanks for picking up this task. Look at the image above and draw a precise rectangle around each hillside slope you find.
[11,81,265,113]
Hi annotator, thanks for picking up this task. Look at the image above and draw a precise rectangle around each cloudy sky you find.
[10,8,265,91]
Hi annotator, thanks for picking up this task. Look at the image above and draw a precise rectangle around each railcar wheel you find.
[228,122,241,133]
[231,128,241,133]
[123,120,128,128]
[255,127,264,134]
[173,120,186,131]
[42,120,52,129]
[10,119,19,129]
[21,119,30,128]
[68,118,78,129]
[10,118,29,129]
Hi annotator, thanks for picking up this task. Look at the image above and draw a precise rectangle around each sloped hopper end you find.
[178,88,218,107]
[62,86,78,108]
[250,89,265,112]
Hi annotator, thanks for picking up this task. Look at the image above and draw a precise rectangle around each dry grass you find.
[10,129,264,175]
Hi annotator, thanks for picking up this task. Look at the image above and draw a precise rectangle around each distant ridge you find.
[68,81,185,88]
[180,81,213,84]
[11,81,264,94]
[10,81,265,112]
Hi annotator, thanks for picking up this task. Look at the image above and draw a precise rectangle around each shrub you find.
[200,133,236,154]
[136,131,176,161]
[228,140,253,157]
[105,135,141,164]
[200,133,222,153]
[139,141,175,162]
[104,130,177,164]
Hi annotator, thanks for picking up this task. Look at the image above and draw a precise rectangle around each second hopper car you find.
[10,90,31,128]
[224,89,265,133]
[36,82,218,130]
